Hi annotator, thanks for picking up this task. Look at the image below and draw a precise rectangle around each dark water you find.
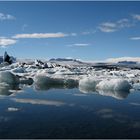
[0,85,140,139]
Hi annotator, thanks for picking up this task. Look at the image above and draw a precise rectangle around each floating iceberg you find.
[12,67,26,73]
[0,71,19,85]
[34,74,78,90]
[20,77,33,85]
[96,79,132,91]
[79,77,100,93]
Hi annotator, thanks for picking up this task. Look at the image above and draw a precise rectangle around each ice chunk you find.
[34,74,78,90]
[79,77,100,93]
[63,79,78,88]
[34,74,63,86]
[0,71,19,85]
[55,69,73,75]
[12,67,25,73]
[133,83,140,90]
[20,77,33,85]
[96,79,131,91]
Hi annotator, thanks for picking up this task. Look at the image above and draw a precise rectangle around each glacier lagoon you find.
[0,86,140,138]
[0,59,140,138]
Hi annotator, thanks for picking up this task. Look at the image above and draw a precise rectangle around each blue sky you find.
[0,1,140,61]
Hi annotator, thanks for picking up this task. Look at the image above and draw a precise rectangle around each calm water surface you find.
[0,84,140,138]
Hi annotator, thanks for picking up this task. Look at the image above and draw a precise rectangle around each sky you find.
[0,1,140,61]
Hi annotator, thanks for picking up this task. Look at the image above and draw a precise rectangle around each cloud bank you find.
[106,57,140,63]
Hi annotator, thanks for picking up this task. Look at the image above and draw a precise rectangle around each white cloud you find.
[117,18,132,28]
[70,33,77,36]
[106,57,140,63]
[98,22,117,33]
[22,24,28,31]
[102,22,117,28]
[99,26,116,33]
[0,38,17,48]
[81,31,91,35]
[99,18,133,33]
[96,108,113,114]
[132,14,140,20]
[130,36,140,40]
[12,32,68,39]
[0,13,15,21]
[81,30,96,35]
[68,43,90,47]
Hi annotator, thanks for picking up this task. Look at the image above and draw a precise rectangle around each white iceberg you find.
[96,79,132,91]
[12,67,26,73]
[20,77,33,85]
[34,74,78,90]
[79,77,100,93]
[0,71,19,85]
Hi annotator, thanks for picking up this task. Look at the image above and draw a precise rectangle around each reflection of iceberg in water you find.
[79,85,130,99]
[0,83,20,96]
[97,90,130,100]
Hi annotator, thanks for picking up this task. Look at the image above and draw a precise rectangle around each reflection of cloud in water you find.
[132,121,140,128]
[101,114,113,119]
[12,98,66,107]
[0,116,11,122]
[7,107,19,112]
[0,83,20,96]
[97,90,130,100]
[96,108,129,123]
[96,108,114,119]
[96,108,113,114]
[73,93,87,97]
[130,102,140,106]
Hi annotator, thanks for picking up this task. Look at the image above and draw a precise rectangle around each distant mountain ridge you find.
[49,58,83,63]
[118,61,137,65]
